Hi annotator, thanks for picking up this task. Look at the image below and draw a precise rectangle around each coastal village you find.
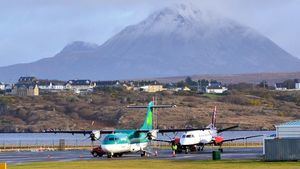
[1,76,300,97]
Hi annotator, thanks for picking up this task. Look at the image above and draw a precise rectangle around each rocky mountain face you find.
[1,4,300,82]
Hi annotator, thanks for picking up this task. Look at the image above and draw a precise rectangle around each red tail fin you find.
[212,106,217,128]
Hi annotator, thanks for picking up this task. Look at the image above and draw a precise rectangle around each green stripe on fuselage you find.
[102,130,148,145]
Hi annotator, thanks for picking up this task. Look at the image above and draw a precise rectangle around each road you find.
[0,147,263,164]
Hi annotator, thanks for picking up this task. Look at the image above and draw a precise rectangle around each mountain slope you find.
[1,4,300,82]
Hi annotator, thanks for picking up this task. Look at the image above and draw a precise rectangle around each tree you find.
[258,80,268,88]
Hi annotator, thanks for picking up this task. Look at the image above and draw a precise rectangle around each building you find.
[264,120,300,161]
[18,76,37,83]
[140,85,164,93]
[11,76,39,96]
[205,82,227,94]
[95,80,121,88]
[274,83,287,91]
[295,79,300,89]
[66,79,96,93]
[38,80,66,91]
[0,82,5,91]
[183,86,191,91]
[12,83,39,96]
[275,120,300,138]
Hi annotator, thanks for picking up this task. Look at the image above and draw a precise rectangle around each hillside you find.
[0,87,299,132]
[1,4,300,82]
[156,72,300,85]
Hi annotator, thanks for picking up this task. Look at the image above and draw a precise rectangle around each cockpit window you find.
[186,135,194,138]
[108,137,115,141]
[182,135,186,138]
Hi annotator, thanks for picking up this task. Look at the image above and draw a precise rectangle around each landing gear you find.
[141,151,146,157]
[107,153,112,158]
[218,148,223,153]
[185,148,189,154]
[199,145,204,151]
[107,152,123,158]
[92,152,98,157]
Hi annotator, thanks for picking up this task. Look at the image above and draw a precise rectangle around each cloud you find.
[0,0,299,66]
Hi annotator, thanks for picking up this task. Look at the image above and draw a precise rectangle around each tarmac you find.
[0,147,263,164]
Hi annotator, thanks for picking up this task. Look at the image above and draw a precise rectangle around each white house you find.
[38,80,66,91]
[295,79,300,89]
[275,83,287,91]
[66,80,95,93]
[0,82,5,91]
[205,82,227,94]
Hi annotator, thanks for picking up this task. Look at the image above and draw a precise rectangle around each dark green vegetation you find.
[0,85,300,132]
[10,160,300,169]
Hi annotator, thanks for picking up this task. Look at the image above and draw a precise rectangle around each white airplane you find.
[156,107,262,153]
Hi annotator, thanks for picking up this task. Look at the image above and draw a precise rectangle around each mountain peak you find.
[61,41,98,53]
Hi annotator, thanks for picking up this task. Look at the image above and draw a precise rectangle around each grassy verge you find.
[10,160,300,169]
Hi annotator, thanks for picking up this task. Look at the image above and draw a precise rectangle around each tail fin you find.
[140,101,154,130]
[211,106,217,128]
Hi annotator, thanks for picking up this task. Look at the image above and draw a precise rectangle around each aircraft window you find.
[108,138,115,141]
[186,135,192,138]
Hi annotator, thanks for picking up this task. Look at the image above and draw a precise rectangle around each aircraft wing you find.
[43,130,115,135]
[221,134,263,143]
[137,128,210,133]
[127,105,176,108]
[217,125,239,133]
[152,139,173,143]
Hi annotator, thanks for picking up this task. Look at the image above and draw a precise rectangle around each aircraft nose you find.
[101,145,111,153]
[180,138,188,145]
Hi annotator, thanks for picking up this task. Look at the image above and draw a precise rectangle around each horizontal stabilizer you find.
[222,134,263,143]
[127,105,176,108]
[217,125,239,133]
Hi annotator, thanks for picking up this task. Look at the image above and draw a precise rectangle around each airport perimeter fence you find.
[0,139,92,151]
[0,139,263,152]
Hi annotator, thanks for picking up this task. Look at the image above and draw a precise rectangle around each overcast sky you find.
[0,0,299,67]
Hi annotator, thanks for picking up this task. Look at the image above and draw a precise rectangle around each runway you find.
[0,147,263,164]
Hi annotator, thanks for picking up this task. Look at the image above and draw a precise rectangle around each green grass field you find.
[9,160,300,169]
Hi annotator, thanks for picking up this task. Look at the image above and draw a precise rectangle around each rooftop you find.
[278,120,300,126]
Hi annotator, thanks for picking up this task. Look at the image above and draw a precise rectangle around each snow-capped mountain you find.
[0,4,300,81]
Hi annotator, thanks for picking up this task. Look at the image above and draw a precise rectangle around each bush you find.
[218,95,250,105]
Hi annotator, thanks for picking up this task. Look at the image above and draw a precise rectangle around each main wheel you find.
[107,153,112,158]
[141,151,146,157]
[92,152,98,157]
[185,148,189,154]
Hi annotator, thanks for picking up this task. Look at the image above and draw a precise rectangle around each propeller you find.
[89,130,101,141]
[146,130,158,140]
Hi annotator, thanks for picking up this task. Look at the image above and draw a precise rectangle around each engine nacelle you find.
[214,136,224,145]
[147,130,158,140]
[90,130,101,141]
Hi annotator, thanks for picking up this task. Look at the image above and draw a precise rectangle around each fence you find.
[0,139,263,152]
[0,139,93,151]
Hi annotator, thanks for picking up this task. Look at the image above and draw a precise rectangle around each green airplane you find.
[47,101,196,158]
[47,101,211,158]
